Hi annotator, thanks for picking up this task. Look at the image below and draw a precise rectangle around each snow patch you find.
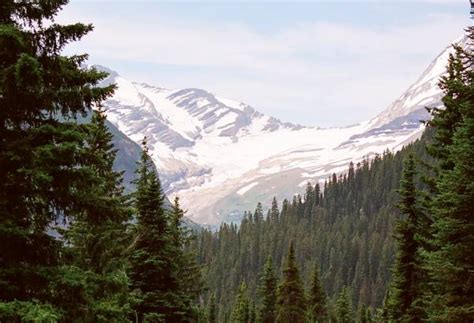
[237,182,259,196]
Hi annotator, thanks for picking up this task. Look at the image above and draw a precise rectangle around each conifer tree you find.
[0,0,114,318]
[335,287,353,323]
[304,182,314,218]
[308,264,327,322]
[207,293,218,323]
[276,243,307,323]
[232,282,250,323]
[254,202,264,223]
[258,256,278,323]
[428,45,467,169]
[169,196,204,319]
[129,139,185,322]
[425,28,474,322]
[358,304,371,323]
[314,183,321,206]
[249,301,256,323]
[56,108,133,320]
[388,154,425,322]
[270,197,280,221]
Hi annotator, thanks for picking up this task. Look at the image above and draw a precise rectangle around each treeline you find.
[0,2,203,321]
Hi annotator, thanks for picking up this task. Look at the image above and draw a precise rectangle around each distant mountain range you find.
[99,36,466,226]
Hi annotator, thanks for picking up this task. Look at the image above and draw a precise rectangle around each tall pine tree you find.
[129,139,185,322]
[0,0,115,319]
[335,287,353,323]
[168,196,204,320]
[207,293,218,323]
[307,263,327,322]
[257,256,278,323]
[56,108,133,320]
[425,28,474,322]
[276,243,307,323]
[388,154,425,322]
[232,282,250,323]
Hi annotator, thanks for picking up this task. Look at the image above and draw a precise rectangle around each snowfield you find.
[99,36,466,226]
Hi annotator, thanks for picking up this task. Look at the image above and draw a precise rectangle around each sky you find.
[58,1,470,127]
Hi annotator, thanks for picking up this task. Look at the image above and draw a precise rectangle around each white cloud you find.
[57,6,468,126]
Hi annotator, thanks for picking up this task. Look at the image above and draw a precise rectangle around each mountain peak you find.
[368,35,468,131]
[99,36,458,225]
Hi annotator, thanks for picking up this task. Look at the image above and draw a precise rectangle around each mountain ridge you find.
[97,35,466,225]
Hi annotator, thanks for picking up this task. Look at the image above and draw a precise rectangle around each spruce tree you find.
[249,301,256,323]
[0,0,114,318]
[335,287,353,323]
[358,303,371,323]
[388,154,424,322]
[232,282,250,323]
[168,196,204,319]
[308,264,327,322]
[56,108,133,320]
[314,183,321,206]
[129,139,184,322]
[304,182,314,218]
[425,28,474,322]
[258,256,278,323]
[207,293,218,323]
[254,202,264,223]
[270,197,280,221]
[276,243,307,323]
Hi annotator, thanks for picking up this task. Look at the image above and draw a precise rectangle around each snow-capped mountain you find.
[99,36,466,226]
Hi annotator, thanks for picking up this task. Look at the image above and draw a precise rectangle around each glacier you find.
[98,36,466,226]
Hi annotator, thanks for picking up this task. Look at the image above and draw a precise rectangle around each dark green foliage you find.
[0,2,207,321]
[249,301,256,323]
[270,197,279,221]
[388,154,425,322]
[0,0,114,316]
[55,108,133,321]
[129,140,171,320]
[0,300,62,322]
[427,45,468,170]
[357,303,372,323]
[232,282,250,323]
[308,264,327,322]
[423,27,474,322]
[257,256,278,323]
[130,139,198,321]
[276,243,307,323]
[380,28,474,323]
[169,196,205,319]
[335,287,353,323]
[208,293,218,323]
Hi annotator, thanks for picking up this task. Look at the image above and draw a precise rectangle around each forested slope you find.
[192,132,431,320]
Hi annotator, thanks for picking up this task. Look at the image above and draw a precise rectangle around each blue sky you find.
[59,1,470,126]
